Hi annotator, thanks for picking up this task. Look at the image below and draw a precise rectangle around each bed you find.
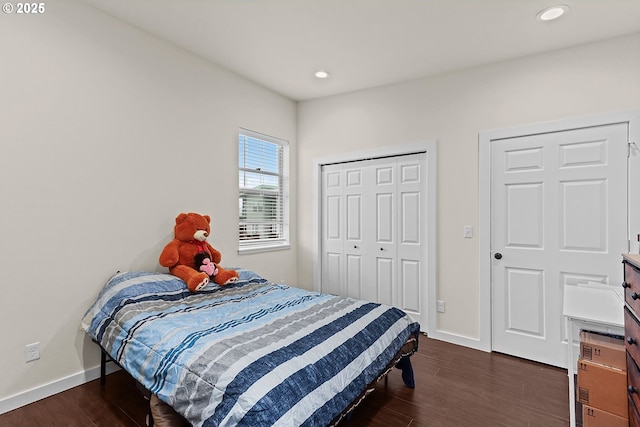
[81,269,420,427]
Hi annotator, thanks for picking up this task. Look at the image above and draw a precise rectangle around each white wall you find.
[0,0,296,408]
[297,33,640,343]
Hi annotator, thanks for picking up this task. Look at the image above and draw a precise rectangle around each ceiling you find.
[80,0,640,101]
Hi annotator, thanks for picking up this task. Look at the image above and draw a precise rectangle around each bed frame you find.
[96,340,155,426]
[94,333,418,427]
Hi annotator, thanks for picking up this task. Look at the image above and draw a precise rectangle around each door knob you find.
[622,281,631,289]
[494,253,502,260]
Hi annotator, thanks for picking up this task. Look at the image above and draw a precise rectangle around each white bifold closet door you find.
[321,153,426,326]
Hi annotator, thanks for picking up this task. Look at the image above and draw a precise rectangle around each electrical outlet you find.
[25,342,40,362]
[437,300,445,313]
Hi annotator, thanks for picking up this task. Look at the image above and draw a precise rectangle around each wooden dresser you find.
[623,253,640,427]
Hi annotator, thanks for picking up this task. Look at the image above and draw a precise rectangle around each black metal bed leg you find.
[100,348,107,385]
[94,341,153,426]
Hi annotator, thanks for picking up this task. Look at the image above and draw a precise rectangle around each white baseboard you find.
[0,364,120,415]
[427,329,491,352]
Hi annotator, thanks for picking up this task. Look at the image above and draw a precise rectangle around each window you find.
[238,128,289,252]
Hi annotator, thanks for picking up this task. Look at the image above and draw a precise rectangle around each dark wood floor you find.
[0,336,570,427]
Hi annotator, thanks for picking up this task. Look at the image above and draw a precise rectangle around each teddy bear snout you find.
[193,230,208,241]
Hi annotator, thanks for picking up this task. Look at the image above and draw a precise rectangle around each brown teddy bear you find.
[159,212,238,292]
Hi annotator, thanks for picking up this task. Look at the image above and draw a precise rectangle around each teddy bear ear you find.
[176,213,188,224]
[204,215,211,223]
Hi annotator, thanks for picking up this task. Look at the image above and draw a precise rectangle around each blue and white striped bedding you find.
[82,269,420,427]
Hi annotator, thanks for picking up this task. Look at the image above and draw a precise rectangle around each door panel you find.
[491,123,628,368]
[376,193,394,242]
[401,260,420,312]
[505,267,544,336]
[346,254,362,299]
[560,179,606,251]
[401,192,420,243]
[326,195,341,239]
[346,194,361,241]
[377,166,393,185]
[506,183,543,248]
[325,253,341,296]
[376,257,394,305]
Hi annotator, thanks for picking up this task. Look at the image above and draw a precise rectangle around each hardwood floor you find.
[343,336,570,427]
[0,336,570,427]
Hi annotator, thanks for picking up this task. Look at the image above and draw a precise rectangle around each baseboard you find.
[0,364,120,415]
[427,329,491,352]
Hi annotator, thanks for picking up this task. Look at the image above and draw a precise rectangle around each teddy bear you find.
[159,212,238,292]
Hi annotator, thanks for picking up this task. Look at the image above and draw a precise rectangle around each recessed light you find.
[315,70,330,79]
[536,5,570,21]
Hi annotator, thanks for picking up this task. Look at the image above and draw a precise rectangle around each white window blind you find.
[238,129,289,251]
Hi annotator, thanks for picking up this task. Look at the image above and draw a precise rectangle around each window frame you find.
[238,128,290,254]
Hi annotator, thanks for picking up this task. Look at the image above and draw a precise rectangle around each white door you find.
[491,123,628,367]
[321,153,426,327]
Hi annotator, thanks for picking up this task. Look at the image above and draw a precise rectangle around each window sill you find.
[238,243,291,255]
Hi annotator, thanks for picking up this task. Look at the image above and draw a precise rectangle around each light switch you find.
[464,226,473,238]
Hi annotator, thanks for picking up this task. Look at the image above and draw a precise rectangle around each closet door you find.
[321,153,426,325]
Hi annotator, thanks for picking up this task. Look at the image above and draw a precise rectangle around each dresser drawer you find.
[628,351,640,414]
[625,262,640,313]
[627,307,640,367]
[631,395,640,427]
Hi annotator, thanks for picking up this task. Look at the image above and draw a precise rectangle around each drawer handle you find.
[623,281,631,289]
[633,292,640,300]
[628,336,637,345]
[630,385,637,394]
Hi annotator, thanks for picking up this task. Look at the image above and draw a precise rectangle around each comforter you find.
[82,269,420,427]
